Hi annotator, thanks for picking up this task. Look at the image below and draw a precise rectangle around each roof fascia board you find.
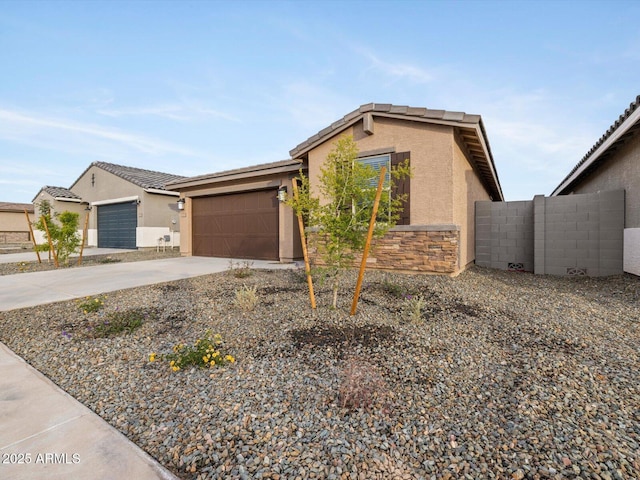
[183,180,280,198]
[54,197,82,203]
[290,116,363,158]
[471,120,503,200]
[371,112,478,129]
[552,106,640,195]
[91,196,139,206]
[144,188,180,196]
[290,112,481,159]
[167,163,304,190]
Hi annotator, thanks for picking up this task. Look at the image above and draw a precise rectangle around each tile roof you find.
[0,202,34,213]
[553,95,640,195]
[166,159,303,189]
[40,186,82,200]
[89,162,186,189]
[289,103,503,201]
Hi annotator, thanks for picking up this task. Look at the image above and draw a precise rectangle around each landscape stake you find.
[291,179,316,309]
[24,208,41,264]
[350,166,386,316]
[42,215,59,268]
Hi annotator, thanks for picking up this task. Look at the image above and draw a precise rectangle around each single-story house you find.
[0,202,35,244]
[552,95,640,275]
[290,103,504,274]
[169,103,504,274]
[33,162,185,249]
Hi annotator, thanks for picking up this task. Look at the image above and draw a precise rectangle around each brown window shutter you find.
[391,152,410,225]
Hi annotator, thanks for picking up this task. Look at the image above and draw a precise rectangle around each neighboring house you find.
[169,103,504,274]
[552,95,640,275]
[0,202,35,244]
[33,162,185,249]
[32,186,86,221]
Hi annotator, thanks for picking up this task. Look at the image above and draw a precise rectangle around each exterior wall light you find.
[277,186,287,202]
[177,198,186,210]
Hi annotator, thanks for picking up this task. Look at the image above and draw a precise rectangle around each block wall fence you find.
[475,190,625,276]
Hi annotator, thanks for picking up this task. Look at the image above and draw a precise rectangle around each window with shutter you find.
[356,151,410,225]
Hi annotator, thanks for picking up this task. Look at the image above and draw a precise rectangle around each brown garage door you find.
[192,189,279,260]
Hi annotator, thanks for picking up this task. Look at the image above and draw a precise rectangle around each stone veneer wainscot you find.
[307,225,460,274]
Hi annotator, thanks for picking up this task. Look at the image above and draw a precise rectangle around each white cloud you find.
[0,108,200,157]
[354,47,433,84]
[97,103,239,122]
[276,82,349,132]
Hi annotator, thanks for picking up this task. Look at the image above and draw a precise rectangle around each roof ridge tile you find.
[554,94,640,194]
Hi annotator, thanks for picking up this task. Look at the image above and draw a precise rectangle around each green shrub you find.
[234,284,258,311]
[33,201,81,265]
[93,308,147,337]
[149,330,235,372]
[77,295,106,314]
[382,279,405,298]
[402,294,426,324]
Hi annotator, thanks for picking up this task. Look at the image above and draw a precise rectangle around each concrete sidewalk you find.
[0,342,179,480]
[0,255,295,479]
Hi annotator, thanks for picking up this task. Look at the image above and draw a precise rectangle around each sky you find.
[1,0,639,204]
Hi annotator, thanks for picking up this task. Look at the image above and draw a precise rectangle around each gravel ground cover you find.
[0,266,639,480]
[0,249,181,275]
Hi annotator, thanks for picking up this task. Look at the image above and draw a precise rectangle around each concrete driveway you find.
[0,255,295,312]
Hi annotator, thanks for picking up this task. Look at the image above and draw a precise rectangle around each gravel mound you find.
[1,266,638,479]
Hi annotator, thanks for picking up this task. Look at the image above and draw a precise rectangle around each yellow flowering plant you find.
[149,330,235,372]
[77,295,106,314]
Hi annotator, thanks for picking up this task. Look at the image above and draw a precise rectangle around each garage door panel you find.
[192,189,278,260]
[97,202,137,249]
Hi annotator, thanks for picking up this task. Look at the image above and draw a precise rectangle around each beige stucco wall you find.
[175,172,302,261]
[140,193,181,232]
[453,131,491,268]
[306,117,456,225]
[568,133,640,228]
[0,210,34,232]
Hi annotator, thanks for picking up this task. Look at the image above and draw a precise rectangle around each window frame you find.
[356,153,393,223]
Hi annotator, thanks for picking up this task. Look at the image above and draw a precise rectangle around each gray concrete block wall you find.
[475,200,534,271]
[534,190,624,276]
[476,190,624,277]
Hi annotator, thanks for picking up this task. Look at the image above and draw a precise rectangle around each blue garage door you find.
[97,202,137,249]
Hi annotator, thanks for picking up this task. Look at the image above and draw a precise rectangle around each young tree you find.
[287,135,410,309]
[34,200,81,265]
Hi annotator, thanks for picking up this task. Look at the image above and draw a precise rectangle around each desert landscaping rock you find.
[0,265,638,479]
